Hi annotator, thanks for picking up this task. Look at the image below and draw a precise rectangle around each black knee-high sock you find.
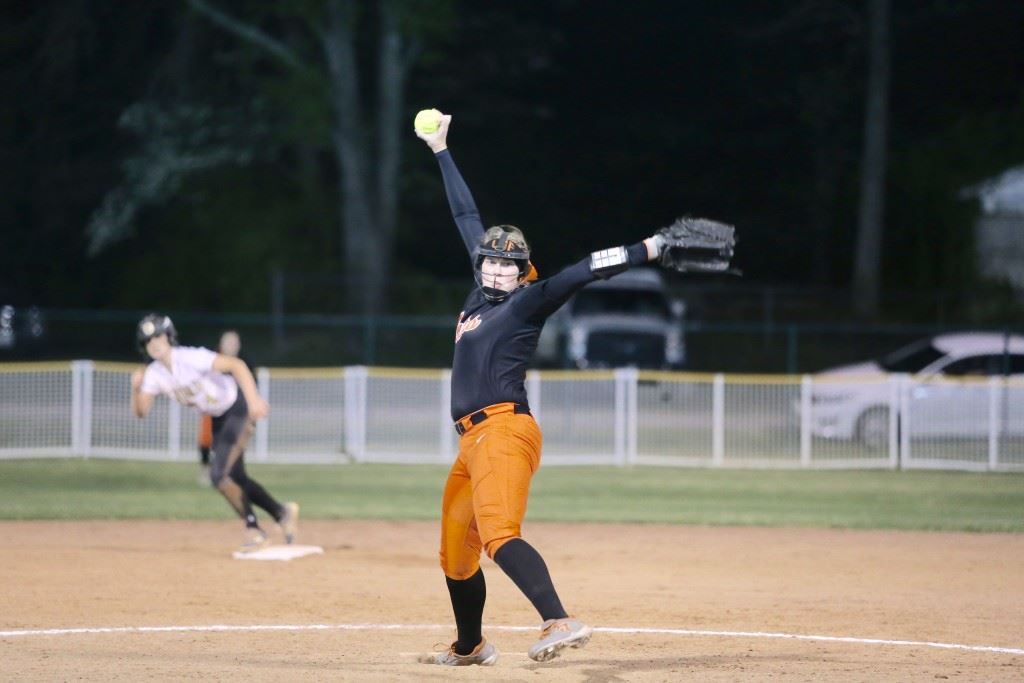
[241,479,284,520]
[493,538,568,621]
[445,569,486,656]
[242,498,259,529]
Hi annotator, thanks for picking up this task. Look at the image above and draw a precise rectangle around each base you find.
[232,544,324,561]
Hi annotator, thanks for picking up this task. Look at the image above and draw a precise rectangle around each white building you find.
[961,166,1024,295]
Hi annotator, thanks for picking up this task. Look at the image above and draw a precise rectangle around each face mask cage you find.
[473,255,530,301]
[474,225,531,301]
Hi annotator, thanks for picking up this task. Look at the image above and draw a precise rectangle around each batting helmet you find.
[474,225,532,301]
[136,313,177,358]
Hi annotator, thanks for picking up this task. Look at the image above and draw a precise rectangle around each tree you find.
[86,101,265,254]
[90,0,443,314]
[851,0,890,317]
[736,1,865,286]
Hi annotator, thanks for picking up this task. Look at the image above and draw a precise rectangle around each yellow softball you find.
[414,108,442,134]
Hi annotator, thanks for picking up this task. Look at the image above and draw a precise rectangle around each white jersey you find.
[139,346,238,417]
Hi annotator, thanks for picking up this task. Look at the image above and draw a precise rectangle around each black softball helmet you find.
[474,225,531,302]
[136,313,177,358]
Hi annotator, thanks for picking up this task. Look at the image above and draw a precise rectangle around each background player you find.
[197,330,247,486]
[130,314,298,552]
[415,112,670,665]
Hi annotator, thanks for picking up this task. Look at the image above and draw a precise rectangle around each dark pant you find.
[209,393,253,485]
[208,393,283,527]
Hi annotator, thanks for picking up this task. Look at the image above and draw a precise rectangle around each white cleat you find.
[419,638,499,666]
[528,617,593,662]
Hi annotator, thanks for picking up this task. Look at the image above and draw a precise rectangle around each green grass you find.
[0,458,1022,532]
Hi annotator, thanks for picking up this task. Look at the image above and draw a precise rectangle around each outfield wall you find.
[0,362,1021,470]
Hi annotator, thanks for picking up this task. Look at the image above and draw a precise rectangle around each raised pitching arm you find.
[436,150,485,261]
[415,112,484,264]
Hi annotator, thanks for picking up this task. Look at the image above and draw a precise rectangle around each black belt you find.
[454,404,531,435]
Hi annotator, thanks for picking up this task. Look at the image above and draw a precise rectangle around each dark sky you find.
[3,1,1023,315]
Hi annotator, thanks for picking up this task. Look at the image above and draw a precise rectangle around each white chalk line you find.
[0,623,1021,656]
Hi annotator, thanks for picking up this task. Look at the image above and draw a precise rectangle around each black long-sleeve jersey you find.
[437,149,649,421]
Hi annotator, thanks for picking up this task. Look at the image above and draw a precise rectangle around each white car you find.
[535,268,686,370]
[809,332,1024,448]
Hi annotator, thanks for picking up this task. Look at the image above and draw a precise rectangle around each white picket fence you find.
[0,361,1021,470]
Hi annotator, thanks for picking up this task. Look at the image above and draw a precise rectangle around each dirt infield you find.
[1,520,1022,681]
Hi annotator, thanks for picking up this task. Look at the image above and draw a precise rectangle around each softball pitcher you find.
[130,314,298,553]
[416,112,669,665]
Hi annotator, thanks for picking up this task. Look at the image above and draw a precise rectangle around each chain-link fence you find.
[1,362,1020,471]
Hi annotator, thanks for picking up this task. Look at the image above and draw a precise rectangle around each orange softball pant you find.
[198,414,213,449]
[439,404,542,580]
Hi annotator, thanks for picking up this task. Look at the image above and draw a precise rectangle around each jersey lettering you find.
[171,385,198,405]
[455,311,483,343]
[171,380,219,409]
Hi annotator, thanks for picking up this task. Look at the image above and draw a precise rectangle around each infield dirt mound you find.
[1,520,1021,681]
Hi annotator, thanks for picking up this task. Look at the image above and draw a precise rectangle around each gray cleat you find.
[238,527,268,553]
[419,638,499,666]
[278,501,300,544]
[528,617,593,662]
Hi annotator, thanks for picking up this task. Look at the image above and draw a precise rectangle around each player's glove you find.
[653,217,738,274]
